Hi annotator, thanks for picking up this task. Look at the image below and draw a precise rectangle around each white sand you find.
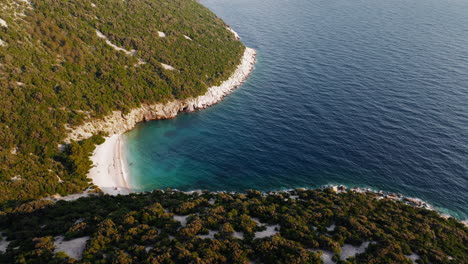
[88,135,130,195]
[54,236,89,260]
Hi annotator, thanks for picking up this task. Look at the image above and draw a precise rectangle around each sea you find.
[124,0,468,220]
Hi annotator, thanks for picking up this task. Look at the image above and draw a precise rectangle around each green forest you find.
[0,0,244,205]
[0,189,466,263]
[2,2,466,263]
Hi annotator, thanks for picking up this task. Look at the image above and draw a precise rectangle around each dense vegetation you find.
[0,189,466,263]
[2,3,466,262]
[0,0,244,204]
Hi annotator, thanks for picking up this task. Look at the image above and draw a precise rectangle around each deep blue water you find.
[124,0,468,220]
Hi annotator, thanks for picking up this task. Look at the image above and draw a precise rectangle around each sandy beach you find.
[88,134,131,195]
[87,44,256,195]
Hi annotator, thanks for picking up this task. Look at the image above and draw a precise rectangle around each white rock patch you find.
[0,233,10,253]
[406,253,420,263]
[10,147,18,155]
[158,31,166,37]
[309,249,336,264]
[198,230,218,239]
[0,39,6,47]
[320,251,336,264]
[251,217,262,225]
[145,246,153,253]
[340,241,373,260]
[18,0,32,6]
[11,175,21,181]
[135,58,147,66]
[183,47,255,111]
[326,223,336,232]
[161,63,175,70]
[56,175,64,183]
[183,35,192,40]
[232,231,244,239]
[227,27,240,40]
[0,18,7,28]
[54,236,89,260]
[254,224,280,239]
[96,30,136,56]
[173,215,189,227]
[45,188,97,202]
[91,3,96,7]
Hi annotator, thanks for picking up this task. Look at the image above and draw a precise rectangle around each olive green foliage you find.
[0,189,466,263]
[0,0,244,204]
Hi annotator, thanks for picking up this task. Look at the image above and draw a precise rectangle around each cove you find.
[124,0,468,220]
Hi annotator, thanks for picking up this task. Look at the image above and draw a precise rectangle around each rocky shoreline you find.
[173,185,468,227]
[65,46,256,143]
[296,185,467,227]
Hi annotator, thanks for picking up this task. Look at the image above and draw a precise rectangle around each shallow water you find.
[124,0,468,220]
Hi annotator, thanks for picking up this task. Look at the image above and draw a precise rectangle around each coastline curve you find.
[70,46,256,195]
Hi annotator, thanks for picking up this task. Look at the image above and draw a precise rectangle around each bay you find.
[125,0,468,220]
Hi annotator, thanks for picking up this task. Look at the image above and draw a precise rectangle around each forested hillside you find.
[0,189,466,263]
[0,0,244,205]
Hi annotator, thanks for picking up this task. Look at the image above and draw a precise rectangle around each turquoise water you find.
[125,0,468,220]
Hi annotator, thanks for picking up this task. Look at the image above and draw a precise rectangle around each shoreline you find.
[160,185,468,226]
[80,45,256,195]
[61,37,467,226]
[88,135,131,195]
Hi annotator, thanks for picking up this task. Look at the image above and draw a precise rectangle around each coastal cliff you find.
[65,47,256,143]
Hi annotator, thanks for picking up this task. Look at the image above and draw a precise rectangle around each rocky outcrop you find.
[65,47,256,142]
